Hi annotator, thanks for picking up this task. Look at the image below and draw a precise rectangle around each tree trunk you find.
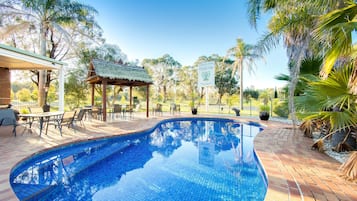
[239,60,243,110]
[163,85,167,102]
[287,35,309,128]
[38,24,47,107]
[288,62,299,127]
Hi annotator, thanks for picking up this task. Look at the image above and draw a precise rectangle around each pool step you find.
[11,183,53,201]
[63,140,132,178]
[13,141,134,201]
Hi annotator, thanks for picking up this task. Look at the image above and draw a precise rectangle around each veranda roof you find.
[0,43,66,111]
[87,59,153,86]
[0,43,65,70]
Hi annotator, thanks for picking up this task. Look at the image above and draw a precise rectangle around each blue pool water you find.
[10,118,267,201]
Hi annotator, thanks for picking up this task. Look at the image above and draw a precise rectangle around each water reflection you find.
[11,118,265,201]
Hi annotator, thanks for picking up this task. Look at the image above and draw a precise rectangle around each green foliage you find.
[215,68,238,103]
[225,94,239,107]
[243,88,259,100]
[297,65,357,132]
[16,88,31,102]
[314,2,357,76]
[11,81,32,94]
[20,108,29,114]
[31,88,38,101]
[47,85,57,103]
[142,54,182,102]
[259,90,270,105]
[273,100,289,118]
[259,104,270,112]
[64,68,89,109]
[275,56,322,96]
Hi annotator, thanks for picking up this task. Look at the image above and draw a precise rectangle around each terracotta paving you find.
[0,113,356,201]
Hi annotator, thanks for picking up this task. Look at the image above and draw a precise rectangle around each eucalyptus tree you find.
[215,68,238,104]
[177,65,198,107]
[225,38,262,110]
[0,0,102,107]
[142,54,181,102]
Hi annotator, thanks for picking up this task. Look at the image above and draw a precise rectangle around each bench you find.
[0,109,18,136]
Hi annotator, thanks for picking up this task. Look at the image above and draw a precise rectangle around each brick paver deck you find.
[0,114,356,200]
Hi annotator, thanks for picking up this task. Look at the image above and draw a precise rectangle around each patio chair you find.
[28,106,44,114]
[90,106,102,120]
[0,109,18,136]
[73,109,86,128]
[153,103,163,116]
[27,106,44,125]
[125,105,136,119]
[170,103,180,115]
[112,104,122,119]
[44,112,64,136]
[61,110,77,129]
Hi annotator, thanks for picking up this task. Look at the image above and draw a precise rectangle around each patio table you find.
[19,111,64,136]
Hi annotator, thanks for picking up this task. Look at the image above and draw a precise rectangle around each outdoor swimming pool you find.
[10,118,267,201]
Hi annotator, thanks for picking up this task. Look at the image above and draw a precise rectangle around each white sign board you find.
[198,62,215,88]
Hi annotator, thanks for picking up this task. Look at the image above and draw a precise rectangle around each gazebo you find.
[86,59,153,121]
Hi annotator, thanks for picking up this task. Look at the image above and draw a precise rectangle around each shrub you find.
[273,101,289,118]
[259,104,270,112]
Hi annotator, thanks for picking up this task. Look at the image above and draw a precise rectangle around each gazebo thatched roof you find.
[87,59,152,86]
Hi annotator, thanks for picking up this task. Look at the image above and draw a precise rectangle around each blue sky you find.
[85,0,289,89]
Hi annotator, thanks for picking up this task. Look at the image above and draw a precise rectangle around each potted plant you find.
[190,100,198,115]
[259,105,270,121]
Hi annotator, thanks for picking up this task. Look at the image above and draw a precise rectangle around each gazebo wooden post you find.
[102,80,107,121]
[91,83,95,106]
[146,84,150,118]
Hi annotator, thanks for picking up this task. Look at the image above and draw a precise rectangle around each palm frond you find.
[313,3,357,76]
[339,151,357,181]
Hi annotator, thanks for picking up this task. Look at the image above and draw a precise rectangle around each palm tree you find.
[248,0,357,182]
[0,0,101,107]
[297,64,357,148]
[247,0,343,126]
[275,56,322,96]
[312,1,357,181]
[225,38,262,110]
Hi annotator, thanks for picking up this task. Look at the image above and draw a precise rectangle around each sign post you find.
[198,62,215,112]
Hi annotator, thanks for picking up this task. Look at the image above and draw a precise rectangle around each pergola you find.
[0,44,66,111]
[86,59,153,121]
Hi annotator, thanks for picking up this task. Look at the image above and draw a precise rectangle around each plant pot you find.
[259,111,269,121]
[42,104,50,112]
[192,108,197,115]
[331,131,357,150]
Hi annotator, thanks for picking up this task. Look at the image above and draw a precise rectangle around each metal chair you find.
[112,104,122,119]
[73,109,86,128]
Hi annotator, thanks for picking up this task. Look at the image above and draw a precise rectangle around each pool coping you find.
[0,114,357,200]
